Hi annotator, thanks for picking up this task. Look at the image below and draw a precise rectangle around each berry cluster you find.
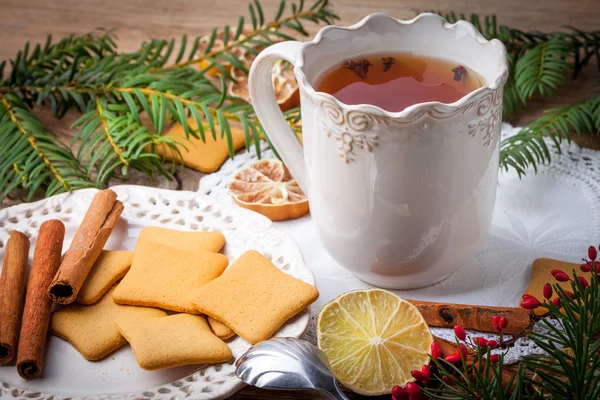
[520,245,596,311]
[390,317,509,400]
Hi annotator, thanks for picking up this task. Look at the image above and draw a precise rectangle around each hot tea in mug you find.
[315,52,484,112]
[249,13,508,289]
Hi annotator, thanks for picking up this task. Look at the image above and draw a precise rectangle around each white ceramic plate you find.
[0,185,315,399]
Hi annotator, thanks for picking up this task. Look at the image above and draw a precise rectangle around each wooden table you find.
[0,0,598,398]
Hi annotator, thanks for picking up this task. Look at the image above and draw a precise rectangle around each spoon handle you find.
[319,380,351,400]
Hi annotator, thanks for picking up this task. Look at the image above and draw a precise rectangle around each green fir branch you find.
[162,0,339,73]
[520,271,600,399]
[0,92,93,200]
[500,95,600,176]
[515,37,573,100]
[0,0,337,201]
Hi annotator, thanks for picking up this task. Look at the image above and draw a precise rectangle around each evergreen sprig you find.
[161,0,338,76]
[420,247,600,399]
[0,92,92,201]
[0,0,338,202]
[500,96,600,175]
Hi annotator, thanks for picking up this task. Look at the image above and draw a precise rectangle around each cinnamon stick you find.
[17,220,65,379]
[409,300,530,335]
[48,189,124,304]
[0,231,30,364]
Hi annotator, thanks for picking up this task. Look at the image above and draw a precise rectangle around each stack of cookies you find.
[51,226,319,371]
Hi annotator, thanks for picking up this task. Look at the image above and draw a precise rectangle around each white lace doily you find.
[199,123,600,364]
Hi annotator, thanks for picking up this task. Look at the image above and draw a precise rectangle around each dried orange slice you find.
[228,159,309,221]
[229,59,299,112]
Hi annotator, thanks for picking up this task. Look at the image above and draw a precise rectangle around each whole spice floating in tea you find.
[382,56,396,72]
[452,65,466,82]
[343,58,373,79]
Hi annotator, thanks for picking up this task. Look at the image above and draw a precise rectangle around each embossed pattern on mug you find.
[315,52,484,112]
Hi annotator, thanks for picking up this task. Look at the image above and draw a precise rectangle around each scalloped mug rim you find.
[293,12,509,120]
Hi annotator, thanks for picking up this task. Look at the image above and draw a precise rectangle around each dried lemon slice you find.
[228,159,309,221]
[317,289,433,396]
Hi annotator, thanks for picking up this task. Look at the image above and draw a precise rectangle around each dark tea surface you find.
[314,52,484,112]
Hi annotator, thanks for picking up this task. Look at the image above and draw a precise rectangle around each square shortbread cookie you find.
[76,250,134,305]
[51,287,166,361]
[113,241,228,313]
[116,313,232,370]
[138,227,225,253]
[208,317,236,340]
[191,250,318,344]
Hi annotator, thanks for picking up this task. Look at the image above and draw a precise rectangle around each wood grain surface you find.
[0,0,599,398]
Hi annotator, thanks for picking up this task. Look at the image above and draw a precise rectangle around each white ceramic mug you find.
[249,13,509,289]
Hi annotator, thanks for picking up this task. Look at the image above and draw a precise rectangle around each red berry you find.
[489,354,499,364]
[589,246,597,261]
[454,325,467,341]
[554,272,570,282]
[553,297,562,308]
[492,315,501,332]
[521,298,541,309]
[431,342,441,360]
[543,283,553,300]
[499,317,509,329]
[410,370,429,385]
[458,343,468,358]
[474,337,488,347]
[421,365,430,376]
[445,353,462,364]
[581,262,593,273]
[565,290,575,298]
[578,276,590,289]
[405,382,423,400]
[392,385,409,400]
[551,269,565,277]
[442,375,453,385]
[522,294,537,301]
[487,340,498,349]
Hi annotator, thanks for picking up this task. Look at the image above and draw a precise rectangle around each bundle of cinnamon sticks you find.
[0,189,122,379]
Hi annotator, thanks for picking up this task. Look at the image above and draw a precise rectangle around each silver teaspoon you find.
[235,337,350,400]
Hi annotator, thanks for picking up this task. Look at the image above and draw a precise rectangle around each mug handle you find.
[249,41,307,193]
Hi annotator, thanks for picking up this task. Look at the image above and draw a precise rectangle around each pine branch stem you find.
[12,163,26,184]
[0,92,68,189]
[0,84,111,99]
[95,97,129,166]
[115,86,257,125]
[536,42,548,85]
[159,8,323,71]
